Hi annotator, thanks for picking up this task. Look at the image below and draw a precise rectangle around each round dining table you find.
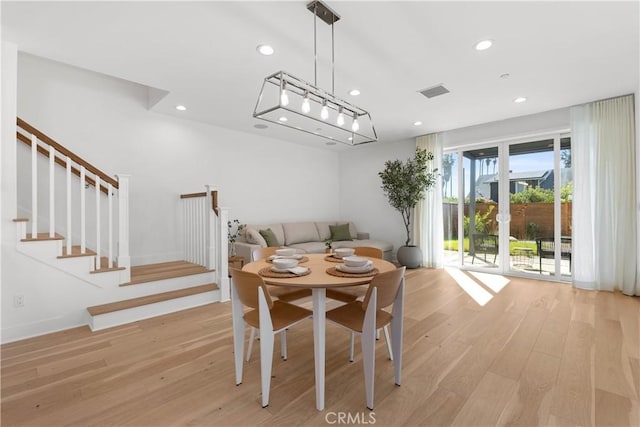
[240,253,396,411]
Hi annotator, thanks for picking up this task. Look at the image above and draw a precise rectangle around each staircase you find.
[13,118,230,334]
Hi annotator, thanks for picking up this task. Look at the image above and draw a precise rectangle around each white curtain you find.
[571,94,638,295]
[414,133,444,268]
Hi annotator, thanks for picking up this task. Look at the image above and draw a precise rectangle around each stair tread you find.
[58,246,97,258]
[21,233,65,242]
[87,283,219,316]
[91,256,124,273]
[126,261,213,285]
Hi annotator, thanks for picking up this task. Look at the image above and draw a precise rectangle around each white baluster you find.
[205,186,216,269]
[31,135,38,238]
[115,174,131,283]
[95,176,101,270]
[218,207,230,302]
[66,156,72,255]
[197,198,203,265]
[185,200,190,263]
[108,183,113,268]
[49,145,55,238]
[80,166,86,253]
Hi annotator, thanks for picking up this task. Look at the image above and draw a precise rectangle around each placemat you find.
[324,255,345,263]
[259,266,311,278]
[267,256,309,264]
[325,267,379,278]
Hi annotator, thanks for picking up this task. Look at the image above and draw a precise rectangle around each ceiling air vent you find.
[419,84,450,99]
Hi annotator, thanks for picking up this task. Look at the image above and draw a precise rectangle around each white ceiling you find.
[3,1,639,150]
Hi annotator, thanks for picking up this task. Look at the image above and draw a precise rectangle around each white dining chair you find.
[230,268,312,408]
[325,266,406,409]
[325,246,393,362]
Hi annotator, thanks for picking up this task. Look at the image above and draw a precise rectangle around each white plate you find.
[271,266,309,274]
[336,262,373,273]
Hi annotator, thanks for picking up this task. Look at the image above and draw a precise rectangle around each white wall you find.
[1,52,345,342]
[17,53,342,265]
[339,139,415,255]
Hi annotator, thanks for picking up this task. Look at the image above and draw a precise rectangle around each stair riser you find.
[88,291,220,331]
[17,240,62,260]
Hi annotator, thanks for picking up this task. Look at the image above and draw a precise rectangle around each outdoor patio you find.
[444,250,573,278]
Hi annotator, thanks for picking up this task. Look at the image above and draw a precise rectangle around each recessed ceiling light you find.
[474,39,493,51]
[279,116,288,122]
[254,124,268,129]
[349,89,360,96]
[256,44,274,55]
[348,137,353,141]
[500,73,510,79]
[326,141,337,146]
[175,105,187,111]
[413,121,423,126]
[514,97,527,103]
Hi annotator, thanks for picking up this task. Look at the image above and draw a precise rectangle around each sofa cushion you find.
[283,222,320,245]
[288,241,326,254]
[330,223,353,241]
[246,228,267,246]
[315,221,336,241]
[245,224,284,246]
[259,228,280,247]
[333,239,393,254]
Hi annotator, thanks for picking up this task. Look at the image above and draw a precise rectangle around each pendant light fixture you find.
[253,0,377,146]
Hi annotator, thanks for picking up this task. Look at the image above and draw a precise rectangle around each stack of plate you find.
[336,256,373,273]
[272,258,298,272]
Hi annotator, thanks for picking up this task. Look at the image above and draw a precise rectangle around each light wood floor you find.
[2,268,639,426]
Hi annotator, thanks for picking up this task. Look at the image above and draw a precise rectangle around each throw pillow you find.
[329,223,353,241]
[259,228,280,247]
[246,228,267,246]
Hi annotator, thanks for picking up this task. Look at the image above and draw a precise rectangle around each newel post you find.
[218,206,230,301]
[116,174,131,283]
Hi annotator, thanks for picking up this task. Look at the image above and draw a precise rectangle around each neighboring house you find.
[474,168,573,202]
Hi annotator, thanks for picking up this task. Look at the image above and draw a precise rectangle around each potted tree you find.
[379,147,438,268]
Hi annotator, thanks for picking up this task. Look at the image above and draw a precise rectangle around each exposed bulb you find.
[301,94,311,114]
[280,88,289,106]
[351,117,359,132]
[337,109,345,127]
[320,102,329,120]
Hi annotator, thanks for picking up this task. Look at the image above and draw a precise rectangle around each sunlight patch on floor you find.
[468,271,510,293]
[444,267,493,306]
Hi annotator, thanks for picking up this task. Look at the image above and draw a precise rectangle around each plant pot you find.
[325,248,332,254]
[396,245,422,269]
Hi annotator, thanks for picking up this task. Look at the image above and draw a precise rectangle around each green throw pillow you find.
[259,228,279,247]
[330,223,352,241]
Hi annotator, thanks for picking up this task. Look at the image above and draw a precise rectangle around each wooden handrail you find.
[180,190,219,215]
[17,118,119,189]
[16,132,111,195]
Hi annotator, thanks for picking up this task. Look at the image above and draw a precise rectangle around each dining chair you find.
[325,266,406,410]
[246,247,312,362]
[325,246,393,361]
[230,268,312,408]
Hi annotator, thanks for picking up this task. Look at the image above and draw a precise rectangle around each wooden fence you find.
[443,202,572,240]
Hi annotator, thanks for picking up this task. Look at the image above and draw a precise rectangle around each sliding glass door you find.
[443,134,572,280]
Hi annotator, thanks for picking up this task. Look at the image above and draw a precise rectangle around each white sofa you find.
[234,221,393,262]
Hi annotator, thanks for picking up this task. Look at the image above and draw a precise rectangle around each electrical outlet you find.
[13,295,24,308]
